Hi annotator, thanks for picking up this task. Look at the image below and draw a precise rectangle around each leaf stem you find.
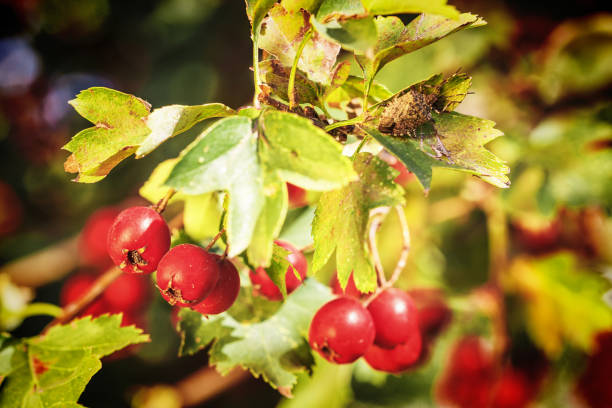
[252,34,261,108]
[153,188,176,213]
[205,228,226,252]
[288,28,313,110]
[324,115,364,132]
[353,134,370,158]
[368,207,391,287]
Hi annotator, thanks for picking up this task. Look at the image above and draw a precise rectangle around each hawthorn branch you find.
[43,265,122,332]
[368,207,390,286]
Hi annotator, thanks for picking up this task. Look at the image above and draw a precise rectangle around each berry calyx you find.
[364,326,422,373]
[103,273,150,314]
[330,271,364,298]
[192,256,240,315]
[156,244,220,307]
[367,288,419,349]
[249,240,307,300]
[80,206,121,268]
[309,297,375,364]
[107,206,171,274]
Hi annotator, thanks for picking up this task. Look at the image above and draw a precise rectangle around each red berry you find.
[390,158,413,186]
[107,206,171,274]
[309,297,375,364]
[364,326,422,373]
[491,368,531,408]
[577,331,612,408]
[367,288,419,349]
[192,257,240,315]
[249,240,307,300]
[80,206,121,268]
[156,244,220,307]
[409,288,452,339]
[103,273,150,314]
[60,272,106,317]
[287,183,308,208]
[330,271,364,298]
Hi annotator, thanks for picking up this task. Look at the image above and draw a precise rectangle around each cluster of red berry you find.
[309,274,451,373]
[105,206,240,316]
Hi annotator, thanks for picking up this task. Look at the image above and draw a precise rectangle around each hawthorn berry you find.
[364,325,422,373]
[330,271,363,298]
[103,273,150,314]
[409,288,452,339]
[156,244,220,307]
[191,256,240,315]
[367,288,419,349]
[60,272,106,317]
[80,206,121,268]
[287,183,308,208]
[577,330,612,408]
[107,206,171,274]
[249,240,307,300]
[309,297,375,364]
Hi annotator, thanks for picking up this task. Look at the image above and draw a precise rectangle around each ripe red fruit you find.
[364,326,422,373]
[287,183,308,208]
[107,206,171,274]
[577,331,612,408]
[390,158,413,186]
[80,206,121,268]
[249,240,307,300]
[192,257,240,315]
[367,288,419,349]
[60,272,106,317]
[330,271,363,298]
[437,336,496,408]
[156,244,220,307]
[491,368,531,408]
[103,273,150,314]
[309,297,375,364]
[409,288,452,339]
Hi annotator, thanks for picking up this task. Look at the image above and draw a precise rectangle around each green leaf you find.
[139,158,186,204]
[246,0,277,32]
[365,127,456,191]
[0,315,148,407]
[361,0,459,18]
[312,153,404,292]
[260,110,356,190]
[324,61,352,99]
[326,76,392,115]
[356,13,485,82]
[312,15,378,55]
[63,87,151,183]
[136,103,235,158]
[178,279,332,395]
[247,172,289,267]
[278,206,316,250]
[505,253,612,357]
[430,111,509,188]
[259,59,320,105]
[259,4,340,84]
[266,244,293,298]
[183,193,223,241]
[165,116,264,257]
[281,0,325,13]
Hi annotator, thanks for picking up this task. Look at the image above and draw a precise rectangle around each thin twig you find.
[43,266,123,333]
[288,28,312,110]
[205,228,226,252]
[153,188,176,213]
[368,207,391,287]
[389,205,411,284]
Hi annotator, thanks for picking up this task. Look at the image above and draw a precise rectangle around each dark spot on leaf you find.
[32,356,49,377]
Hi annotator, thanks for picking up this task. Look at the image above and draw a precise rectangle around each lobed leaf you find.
[311,153,404,292]
[259,4,341,84]
[165,116,264,257]
[0,315,148,407]
[260,110,356,190]
[179,279,333,394]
